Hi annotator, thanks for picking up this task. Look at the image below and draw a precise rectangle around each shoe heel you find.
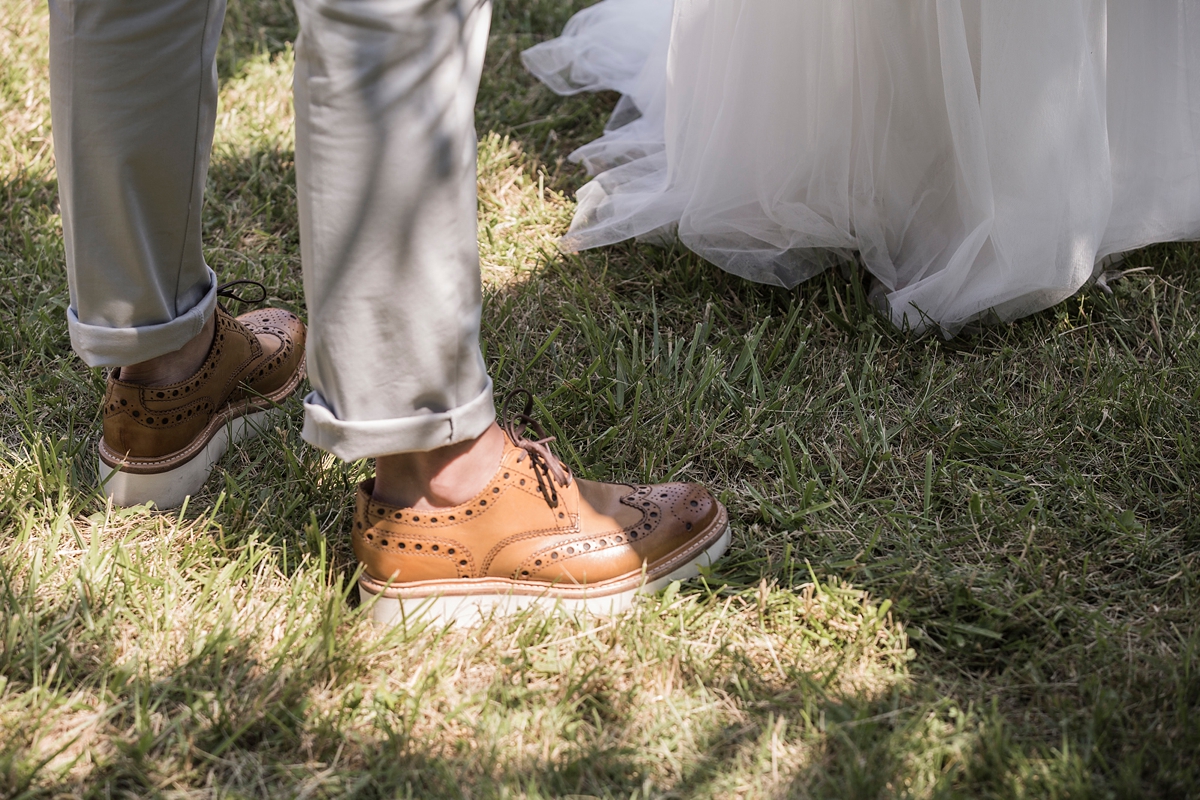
[99,409,279,509]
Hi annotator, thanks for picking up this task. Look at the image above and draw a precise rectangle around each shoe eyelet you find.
[156,392,164,398]
[480,500,486,506]
[132,411,139,418]
[566,547,574,555]
[689,500,699,507]
[120,399,127,406]
[430,518,437,523]
[459,559,467,566]
[535,559,542,566]
[355,522,362,529]
[583,543,591,551]
[492,487,499,494]
[447,548,455,555]
[448,516,455,521]
[644,524,652,530]
[521,571,529,577]
[415,544,422,550]
[380,539,388,546]
[366,533,373,540]
[412,516,419,522]
[431,545,438,551]
[686,523,693,530]
[399,543,406,549]
[550,552,558,559]
[176,414,182,421]
[558,512,564,519]
[519,479,526,486]
[503,472,510,479]
[629,532,638,540]
[650,512,658,517]
[465,510,473,516]
[599,539,607,546]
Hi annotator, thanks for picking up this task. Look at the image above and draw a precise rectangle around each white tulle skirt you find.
[523,0,1200,333]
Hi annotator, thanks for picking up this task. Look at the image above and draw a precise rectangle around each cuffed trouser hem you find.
[66,269,218,368]
[300,378,496,461]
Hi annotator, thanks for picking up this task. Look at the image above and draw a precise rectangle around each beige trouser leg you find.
[49,0,495,461]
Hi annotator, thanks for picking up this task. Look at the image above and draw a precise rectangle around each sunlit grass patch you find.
[0,0,51,182]
[2,0,1199,797]
[478,132,575,284]
[2,428,914,798]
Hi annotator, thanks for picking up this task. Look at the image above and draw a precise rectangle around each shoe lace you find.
[500,389,572,508]
[216,279,268,313]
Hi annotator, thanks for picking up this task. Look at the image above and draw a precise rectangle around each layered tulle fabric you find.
[523,0,1200,334]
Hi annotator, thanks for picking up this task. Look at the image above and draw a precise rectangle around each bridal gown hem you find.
[522,0,1200,336]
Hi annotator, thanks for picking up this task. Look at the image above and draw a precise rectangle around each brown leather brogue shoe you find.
[354,392,730,625]
[99,287,306,509]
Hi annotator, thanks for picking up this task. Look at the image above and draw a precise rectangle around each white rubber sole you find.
[98,408,279,509]
[361,523,732,628]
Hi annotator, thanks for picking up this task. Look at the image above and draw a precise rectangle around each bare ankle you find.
[373,423,506,510]
[119,313,216,387]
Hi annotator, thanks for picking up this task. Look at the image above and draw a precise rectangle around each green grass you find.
[2,0,1199,797]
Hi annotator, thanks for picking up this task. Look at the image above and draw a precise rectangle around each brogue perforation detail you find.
[177,313,239,398]
[107,397,217,430]
[673,485,705,527]
[479,519,578,574]
[619,484,664,538]
[242,311,299,385]
[513,526,632,579]
[216,325,262,401]
[365,480,509,528]
[357,531,475,579]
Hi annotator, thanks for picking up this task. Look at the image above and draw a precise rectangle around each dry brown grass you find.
[2,0,1199,797]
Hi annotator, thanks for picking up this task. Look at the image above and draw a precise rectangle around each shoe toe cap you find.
[239,307,306,348]
[237,308,307,389]
[654,482,721,533]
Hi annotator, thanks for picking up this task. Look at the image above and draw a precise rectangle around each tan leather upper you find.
[101,306,306,460]
[353,434,722,586]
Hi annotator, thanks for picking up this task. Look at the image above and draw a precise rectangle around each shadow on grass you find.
[5,137,1200,794]
[3,0,1200,793]
[0,544,923,800]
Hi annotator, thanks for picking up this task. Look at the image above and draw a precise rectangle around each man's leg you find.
[293,0,497,464]
[294,0,505,508]
[49,0,307,508]
[294,0,729,625]
[49,0,224,368]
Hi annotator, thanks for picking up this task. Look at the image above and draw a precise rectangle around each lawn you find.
[2,0,1198,797]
